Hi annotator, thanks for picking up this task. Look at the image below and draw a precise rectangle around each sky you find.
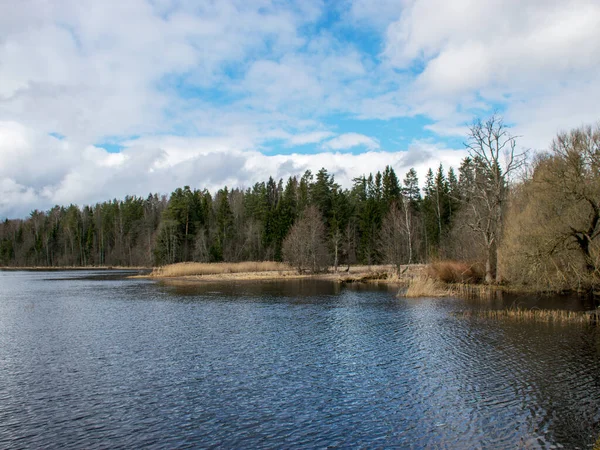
[1,0,599,219]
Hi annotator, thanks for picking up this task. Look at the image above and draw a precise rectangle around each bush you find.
[427,261,484,284]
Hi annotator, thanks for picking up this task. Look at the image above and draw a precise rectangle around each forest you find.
[1,117,599,292]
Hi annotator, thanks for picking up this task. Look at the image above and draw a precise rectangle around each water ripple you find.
[0,273,599,448]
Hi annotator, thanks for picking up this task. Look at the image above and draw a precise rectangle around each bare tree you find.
[401,195,418,264]
[193,229,211,262]
[330,227,342,272]
[503,123,600,290]
[379,203,405,273]
[379,200,418,272]
[548,124,600,277]
[463,114,527,283]
[282,206,329,273]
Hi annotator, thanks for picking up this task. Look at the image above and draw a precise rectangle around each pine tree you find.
[382,165,401,208]
[213,188,234,261]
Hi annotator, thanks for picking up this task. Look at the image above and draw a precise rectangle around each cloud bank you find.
[1,0,599,218]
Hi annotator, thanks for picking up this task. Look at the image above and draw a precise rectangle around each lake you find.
[0,270,599,448]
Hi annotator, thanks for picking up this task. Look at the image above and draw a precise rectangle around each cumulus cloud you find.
[1,0,599,218]
[287,131,336,146]
[383,0,600,145]
[322,133,380,151]
[0,0,313,143]
[0,123,465,218]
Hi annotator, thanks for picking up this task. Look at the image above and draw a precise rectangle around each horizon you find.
[2,0,599,219]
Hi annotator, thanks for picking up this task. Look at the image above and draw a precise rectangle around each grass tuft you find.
[456,307,598,325]
[450,283,498,300]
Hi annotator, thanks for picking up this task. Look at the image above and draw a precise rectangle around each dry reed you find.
[450,283,499,300]
[151,261,290,278]
[399,276,450,298]
[427,261,484,284]
[456,307,598,325]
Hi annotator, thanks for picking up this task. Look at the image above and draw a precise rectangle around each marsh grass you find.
[399,276,450,298]
[151,261,290,277]
[456,307,598,325]
[427,261,484,284]
[450,283,499,300]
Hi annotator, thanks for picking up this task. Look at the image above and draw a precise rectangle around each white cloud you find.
[322,133,380,151]
[383,0,600,143]
[0,0,312,143]
[1,0,600,218]
[0,123,465,219]
[287,131,336,146]
[346,0,404,27]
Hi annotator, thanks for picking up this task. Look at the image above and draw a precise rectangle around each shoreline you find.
[2,264,595,300]
[0,266,151,271]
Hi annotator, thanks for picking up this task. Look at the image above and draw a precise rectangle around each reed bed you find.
[456,307,598,325]
[450,283,499,300]
[151,261,290,278]
[399,276,450,298]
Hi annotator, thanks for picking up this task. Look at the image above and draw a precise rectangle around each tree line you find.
[1,116,598,292]
[0,164,465,269]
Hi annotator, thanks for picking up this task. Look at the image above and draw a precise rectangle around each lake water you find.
[1,270,599,449]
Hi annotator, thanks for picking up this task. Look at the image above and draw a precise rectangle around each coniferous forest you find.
[1,116,599,292]
[0,163,462,269]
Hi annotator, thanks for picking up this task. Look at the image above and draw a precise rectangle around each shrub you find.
[427,261,484,284]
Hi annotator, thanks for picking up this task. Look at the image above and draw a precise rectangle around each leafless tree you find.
[331,227,342,272]
[503,123,600,290]
[463,114,527,283]
[379,203,405,273]
[193,229,211,262]
[379,200,418,272]
[282,205,329,273]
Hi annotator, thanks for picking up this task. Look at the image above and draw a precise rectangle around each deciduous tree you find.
[282,205,329,273]
[463,114,526,283]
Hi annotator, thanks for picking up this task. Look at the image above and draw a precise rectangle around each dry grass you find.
[450,283,499,300]
[151,261,290,278]
[427,260,484,284]
[456,307,598,325]
[399,276,450,298]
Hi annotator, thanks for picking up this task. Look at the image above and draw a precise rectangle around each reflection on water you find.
[0,271,599,448]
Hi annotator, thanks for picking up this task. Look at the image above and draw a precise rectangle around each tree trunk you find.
[575,234,596,275]
[485,256,493,284]
[403,204,413,264]
[495,203,504,283]
[485,239,495,284]
[334,243,338,273]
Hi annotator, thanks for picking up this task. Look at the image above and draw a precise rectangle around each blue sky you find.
[1,0,600,218]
